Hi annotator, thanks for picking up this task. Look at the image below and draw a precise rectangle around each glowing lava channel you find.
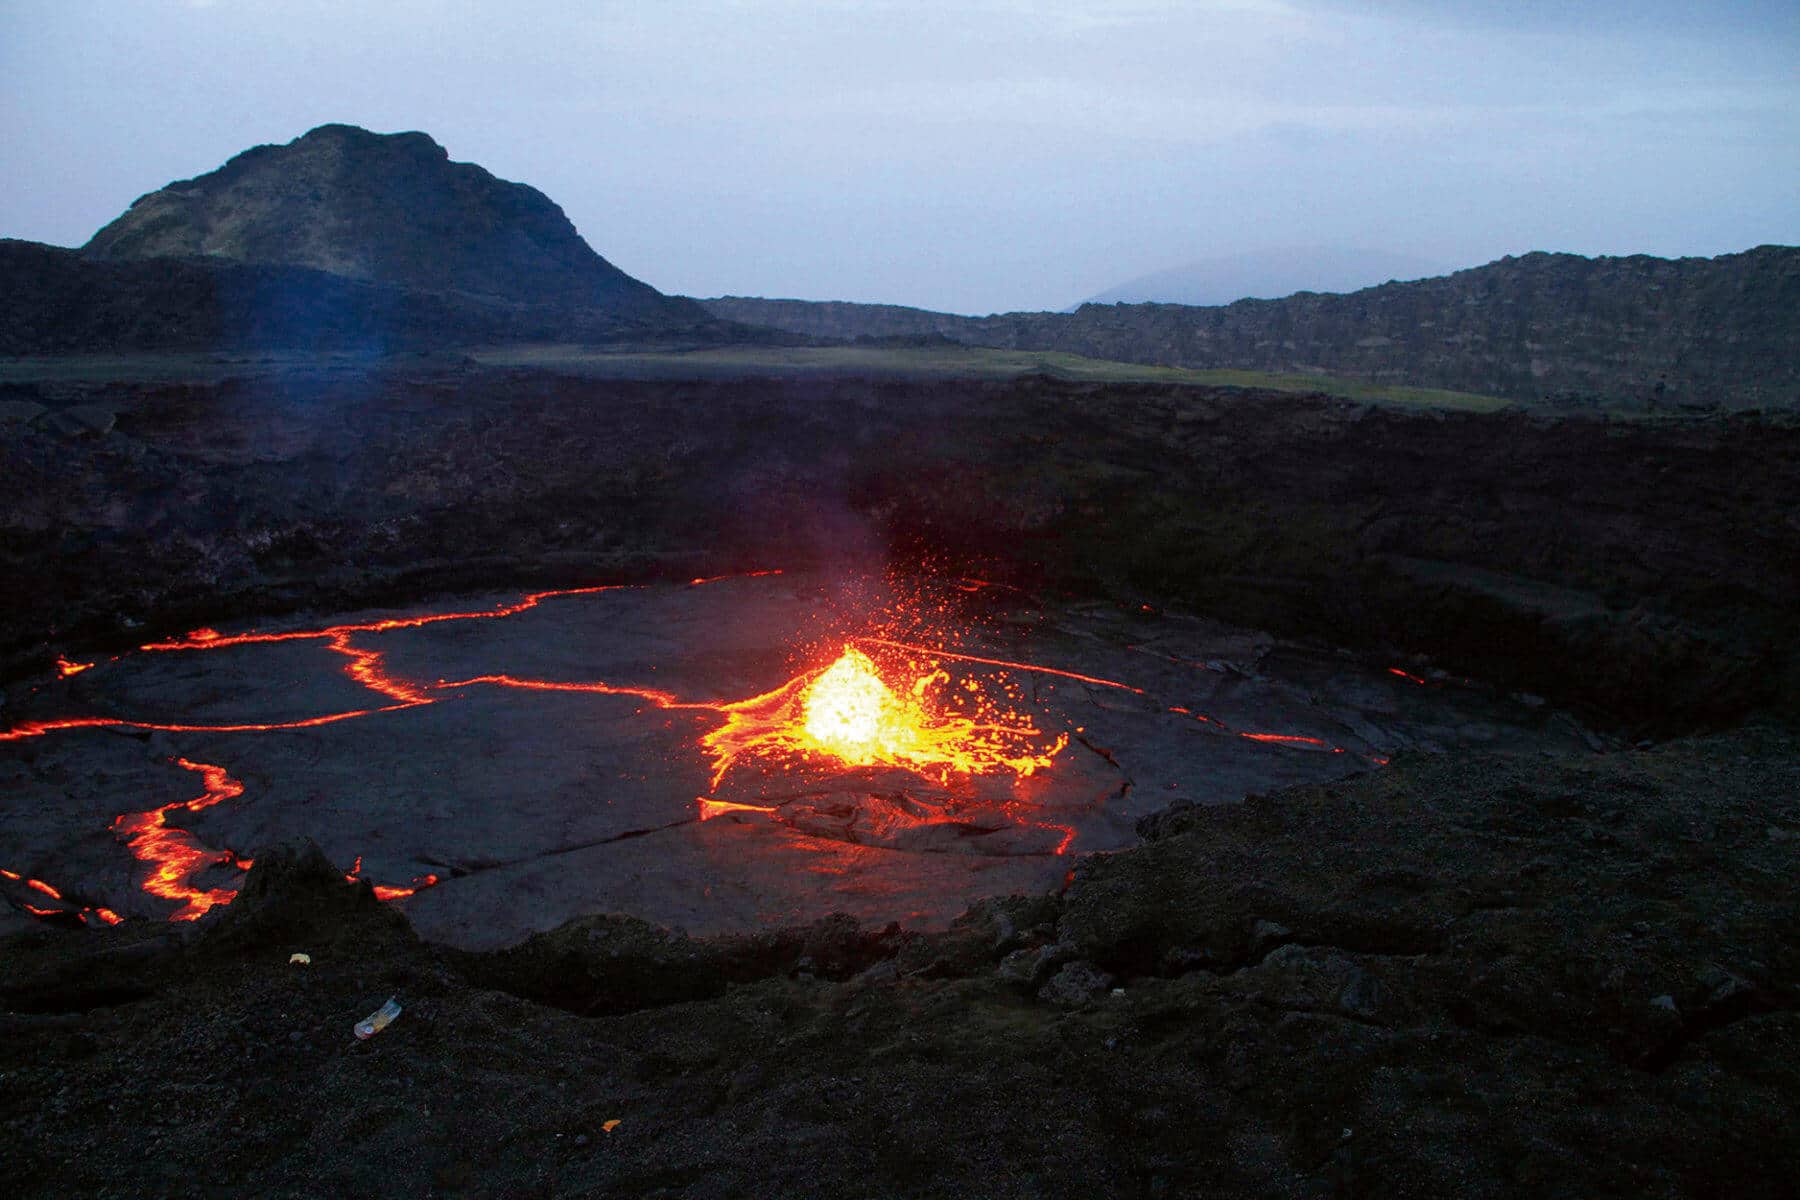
[4,759,443,926]
[346,855,441,902]
[109,757,252,921]
[0,867,121,927]
[137,582,645,653]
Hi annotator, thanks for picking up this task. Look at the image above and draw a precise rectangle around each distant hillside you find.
[86,123,704,323]
[1080,246,1448,307]
[3,125,748,354]
[0,240,734,355]
[707,247,1800,409]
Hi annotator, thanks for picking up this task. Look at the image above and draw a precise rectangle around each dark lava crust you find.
[2,727,1794,1197]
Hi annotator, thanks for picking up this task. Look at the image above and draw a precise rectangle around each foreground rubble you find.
[4,726,1793,1198]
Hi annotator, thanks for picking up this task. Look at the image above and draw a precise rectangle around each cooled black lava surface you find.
[0,572,1598,948]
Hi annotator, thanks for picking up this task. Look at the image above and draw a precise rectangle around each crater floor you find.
[0,571,1599,948]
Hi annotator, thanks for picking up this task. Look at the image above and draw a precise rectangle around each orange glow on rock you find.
[343,852,442,899]
[371,876,440,901]
[0,865,124,926]
[1238,732,1329,747]
[696,796,778,821]
[55,656,93,678]
[0,867,110,928]
[345,855,443,901]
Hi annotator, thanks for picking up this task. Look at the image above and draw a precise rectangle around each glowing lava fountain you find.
[701,643,1067,788]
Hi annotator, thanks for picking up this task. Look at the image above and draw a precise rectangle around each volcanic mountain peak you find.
[83,123,688,318]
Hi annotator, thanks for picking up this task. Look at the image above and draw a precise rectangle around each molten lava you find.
[0,867,120,927]
[801,647,920,765]
[702,644,1067,787]
[110,757,251,921]
[346,855,441,901]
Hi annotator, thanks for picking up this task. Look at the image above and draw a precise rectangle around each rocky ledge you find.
[3,368,1796,735]
[3,726,1793,1197]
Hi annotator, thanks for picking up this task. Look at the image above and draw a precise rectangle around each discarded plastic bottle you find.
[354,996,402,1040]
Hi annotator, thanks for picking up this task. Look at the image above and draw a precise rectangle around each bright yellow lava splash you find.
[700,644,1067,787]
[801,646,920,764]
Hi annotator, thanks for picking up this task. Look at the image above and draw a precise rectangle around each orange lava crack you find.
[0,867,122,927]
[861,636,1378,759]
[137,583,636,653]
[345,855,442,901]
[1,575,796,928]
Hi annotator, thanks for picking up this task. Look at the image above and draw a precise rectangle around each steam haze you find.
[1,0,1794,313]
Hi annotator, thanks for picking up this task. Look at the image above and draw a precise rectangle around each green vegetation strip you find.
[0,344,1512,412]
[474,344,1514,411]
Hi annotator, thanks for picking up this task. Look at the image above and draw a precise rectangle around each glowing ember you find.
[55,656,93,678]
